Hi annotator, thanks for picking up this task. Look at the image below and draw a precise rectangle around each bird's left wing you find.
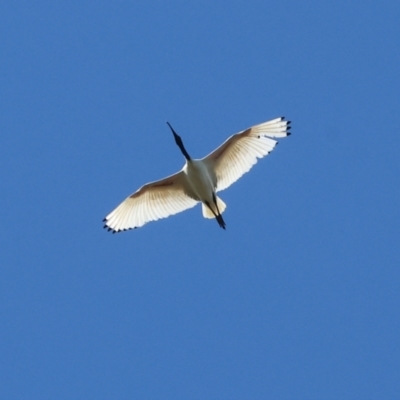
[103,171,198,232]
[203,117,291,192]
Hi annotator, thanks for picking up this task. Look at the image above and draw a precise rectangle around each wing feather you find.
[203,117,290,191]
[103,171,198,232]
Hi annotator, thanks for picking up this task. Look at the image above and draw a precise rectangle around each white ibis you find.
[103,117,291,232]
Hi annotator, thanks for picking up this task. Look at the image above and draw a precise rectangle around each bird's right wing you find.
[103,171,198,232]
[203,117,291,192]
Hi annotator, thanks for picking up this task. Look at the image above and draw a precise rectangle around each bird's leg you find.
[212,192,221,215]
[212,193,226,230]
[205,199,226,230]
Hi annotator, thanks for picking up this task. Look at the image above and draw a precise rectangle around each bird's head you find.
[166,122,191,161]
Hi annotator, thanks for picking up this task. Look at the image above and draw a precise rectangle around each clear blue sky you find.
[1,2,399,399]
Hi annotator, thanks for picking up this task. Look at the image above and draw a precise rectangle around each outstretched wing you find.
[203,117,291,192]
[103,171,198,232]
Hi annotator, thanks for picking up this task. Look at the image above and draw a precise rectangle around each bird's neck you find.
[179,145,191,161]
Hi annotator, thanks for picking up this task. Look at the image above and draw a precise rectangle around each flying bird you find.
[103,117,291,232]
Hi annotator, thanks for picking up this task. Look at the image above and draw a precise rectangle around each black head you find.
[166,122,191,161]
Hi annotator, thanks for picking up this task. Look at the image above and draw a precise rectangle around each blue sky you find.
[1,1,399,399]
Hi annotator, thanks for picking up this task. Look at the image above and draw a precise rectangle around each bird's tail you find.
[202,196,226,219]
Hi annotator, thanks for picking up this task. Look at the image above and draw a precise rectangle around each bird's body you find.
[103,117,290,232]
[182,159,227,228]
[183,159,215,202]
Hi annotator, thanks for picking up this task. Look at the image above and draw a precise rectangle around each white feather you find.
[104,171,197,232]
[203,117,290,191]
[103,117,290,232]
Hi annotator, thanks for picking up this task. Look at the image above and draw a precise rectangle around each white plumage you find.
[103,117,290,232]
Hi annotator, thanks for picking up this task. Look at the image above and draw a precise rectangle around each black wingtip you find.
[103,224,138,234]
[286,120,292,136]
